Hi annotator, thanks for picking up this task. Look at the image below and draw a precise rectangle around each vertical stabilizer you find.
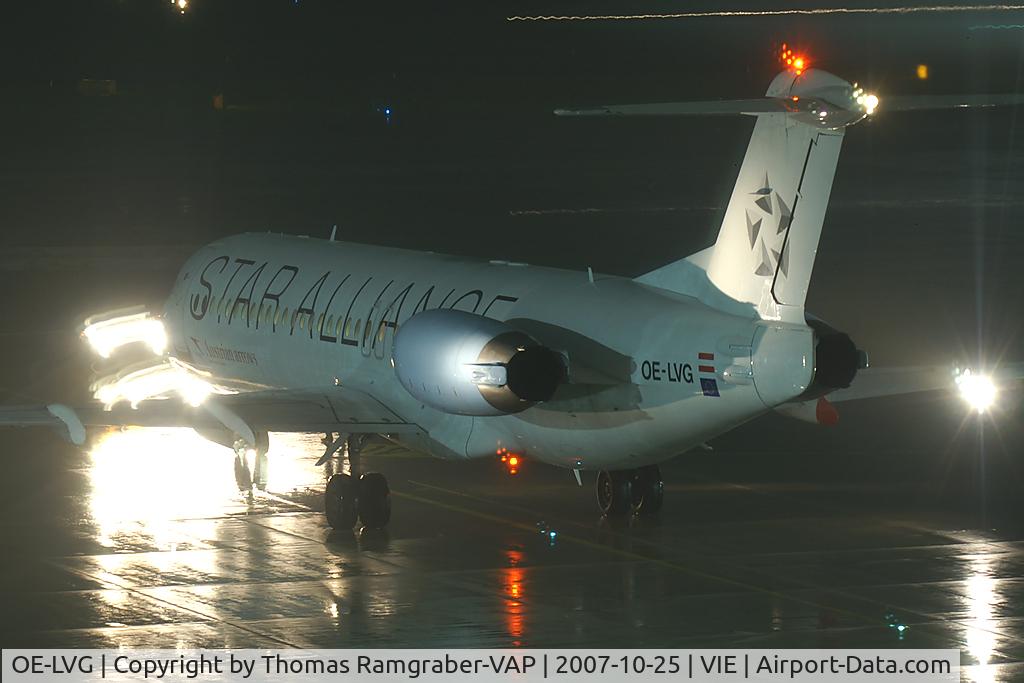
[705,98,844,321]
[556,66,1024,320]
[599,68,875,322]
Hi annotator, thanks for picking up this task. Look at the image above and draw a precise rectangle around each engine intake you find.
[393,309,565,416]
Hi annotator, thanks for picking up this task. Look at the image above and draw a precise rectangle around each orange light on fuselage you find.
[498,449,522,475]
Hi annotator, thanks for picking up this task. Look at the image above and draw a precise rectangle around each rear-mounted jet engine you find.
[392,309,566,416]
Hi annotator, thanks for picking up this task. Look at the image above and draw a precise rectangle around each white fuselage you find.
[164,233,815,470]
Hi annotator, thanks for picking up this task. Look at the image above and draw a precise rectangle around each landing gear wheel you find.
[632,465,664,516]
[325,473,358,529]
[358,472,391,529]
[596,470,633,516]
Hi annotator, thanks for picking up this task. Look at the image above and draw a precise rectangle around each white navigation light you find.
[852,85,880,116]
[956,369,997,414]
[83,311,167,358]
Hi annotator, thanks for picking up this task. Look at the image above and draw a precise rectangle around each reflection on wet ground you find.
[1,427,1023,682]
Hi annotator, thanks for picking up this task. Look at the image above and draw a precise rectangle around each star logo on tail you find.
[745,173,793,278]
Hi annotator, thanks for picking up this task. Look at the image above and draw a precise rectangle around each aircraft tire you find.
[632,465,664,515]
[325,473,358,529]
[358,472,392,529]
[597,470,633,515]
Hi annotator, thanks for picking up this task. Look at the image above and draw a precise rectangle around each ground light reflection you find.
[502,549,526,645]
[87,428,326,551]
[962,556,999,683]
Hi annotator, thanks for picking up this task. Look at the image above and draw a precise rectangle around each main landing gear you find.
[232,432,269,493]
[596,465,664,517]
[322,433,391,530]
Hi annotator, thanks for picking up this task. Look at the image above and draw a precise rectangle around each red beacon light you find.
[779,44,808,76]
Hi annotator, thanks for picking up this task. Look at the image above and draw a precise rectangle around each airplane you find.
[4,54,1023,530]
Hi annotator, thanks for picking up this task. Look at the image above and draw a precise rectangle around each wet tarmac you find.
[1,410,1023,682]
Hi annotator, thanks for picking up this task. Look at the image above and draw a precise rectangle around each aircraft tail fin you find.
[635,68,854,322]
[558,68,1024,321]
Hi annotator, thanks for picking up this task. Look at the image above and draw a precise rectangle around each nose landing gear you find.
[323,433,392,530]
[596,465,664,517]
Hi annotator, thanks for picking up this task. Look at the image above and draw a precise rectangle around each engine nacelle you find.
[800,317,866,400]
[393,309,566,416]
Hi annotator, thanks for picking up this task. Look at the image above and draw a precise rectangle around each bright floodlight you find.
[92,360,231,409]
[956,369,997,414]
[82,311,167,358]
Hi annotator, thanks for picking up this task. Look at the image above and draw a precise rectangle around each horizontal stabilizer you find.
[881,93,1024,112]
[554,98,792,117]
[555,93,1024,119]
[829,362,1024,403]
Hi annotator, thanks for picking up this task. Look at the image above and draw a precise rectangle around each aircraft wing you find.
[0,386,422,446]
[828,362,1024,403]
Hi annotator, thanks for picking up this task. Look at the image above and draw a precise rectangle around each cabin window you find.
[354,319,362,337]
[317,313,324,333]
[325,315,334,334]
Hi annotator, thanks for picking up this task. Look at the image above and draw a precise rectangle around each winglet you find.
[46,403,87,446]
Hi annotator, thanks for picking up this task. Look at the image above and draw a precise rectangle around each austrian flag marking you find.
[697,351,720,397]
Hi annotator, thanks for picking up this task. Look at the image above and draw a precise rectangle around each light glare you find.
[956,369,997,413]
[779,45,808,75]
[83,311,167,358]
[853,87,880,116]
[92,360,231,409]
